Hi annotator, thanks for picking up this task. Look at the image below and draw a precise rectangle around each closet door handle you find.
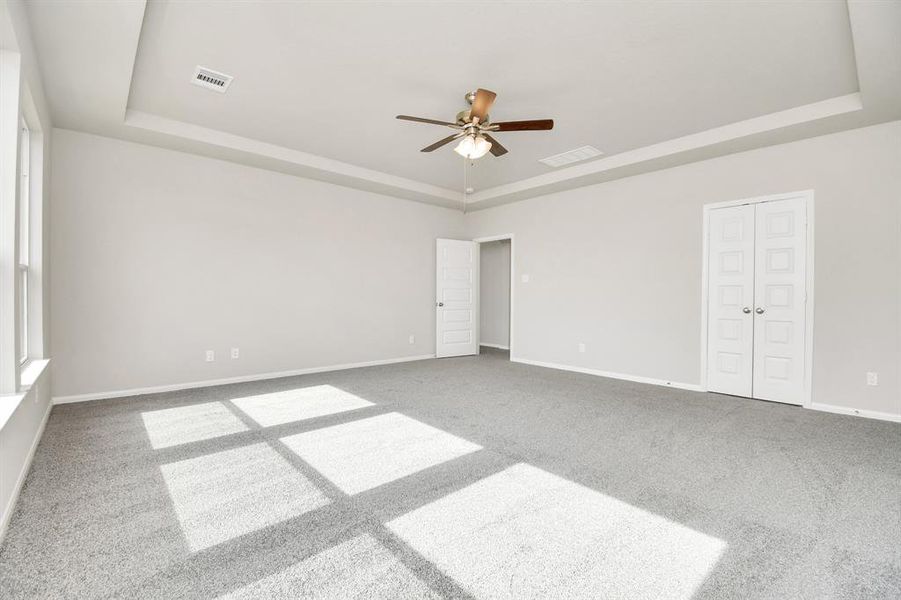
[755,307,765,315]
[742,307,751,314]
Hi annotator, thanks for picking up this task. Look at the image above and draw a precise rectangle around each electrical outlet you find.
[408,335,415,345]
[521,274,530,283]
[578,343,586,353]
[205,350,215,362]
[866,372,878,386]
[231,347,240,359]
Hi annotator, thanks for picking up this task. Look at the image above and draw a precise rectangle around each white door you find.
[436,238,479,358]
[706,204,756,397]
[752,197,807,404]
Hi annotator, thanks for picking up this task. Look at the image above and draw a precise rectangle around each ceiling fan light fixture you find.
[454,134,492,159]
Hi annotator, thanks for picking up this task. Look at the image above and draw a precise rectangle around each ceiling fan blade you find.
[491,119,554,132]
[470,88,497,123]
[397,115,459,127]
[421,133,463,152]
[482,133,508,157]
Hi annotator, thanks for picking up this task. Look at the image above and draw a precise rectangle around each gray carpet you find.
[1,347,899,599]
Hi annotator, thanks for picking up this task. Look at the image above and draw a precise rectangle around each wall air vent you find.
[539,145,603,168]
[191,66,233,93]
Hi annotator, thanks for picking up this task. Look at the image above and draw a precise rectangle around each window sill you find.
[0,359,50,432]
[20,358,50,392]
[0,393,26,432]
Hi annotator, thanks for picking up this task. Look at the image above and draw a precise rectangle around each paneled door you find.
[705,196,808,405]
[752,198,807,404]
[436,239,479,358]
[706,204,756,397]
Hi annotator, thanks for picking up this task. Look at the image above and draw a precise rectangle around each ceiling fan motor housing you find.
[456,109,480,125]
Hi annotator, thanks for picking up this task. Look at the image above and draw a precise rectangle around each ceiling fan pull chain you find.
[462,156,468,214]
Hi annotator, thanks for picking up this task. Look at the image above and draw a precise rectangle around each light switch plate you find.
[866,372,878,386]
[521,274,530,283]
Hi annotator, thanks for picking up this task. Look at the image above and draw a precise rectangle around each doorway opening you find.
[476,235,513,361]
[434,235,514,360]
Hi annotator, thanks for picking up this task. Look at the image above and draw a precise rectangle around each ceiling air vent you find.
[539,145,603,168]
[191,66,233,93]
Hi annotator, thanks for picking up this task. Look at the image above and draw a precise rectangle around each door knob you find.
[742,307,751,314]
[437,302,444,307]
[755,307,765,314]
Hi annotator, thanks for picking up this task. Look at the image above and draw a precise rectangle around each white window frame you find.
[2,63,47,394]
[17,117,29,367]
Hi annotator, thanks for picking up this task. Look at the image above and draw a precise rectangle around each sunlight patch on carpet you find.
[231,384,374,427]
[215,533,439,599]
[280,412,481,495]
[386,463,726,600]
[160,443,329,551]
[141,402,248,449]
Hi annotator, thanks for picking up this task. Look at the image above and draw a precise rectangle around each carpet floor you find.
[1,348,899,599]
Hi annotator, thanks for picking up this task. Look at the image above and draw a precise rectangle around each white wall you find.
[479,239,510,348]
[50,129,464,399]
[466,120,901,419]
[45,121,901,421]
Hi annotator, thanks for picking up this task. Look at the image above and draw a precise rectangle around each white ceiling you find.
[22,0,901,209]
[128,0,858,190]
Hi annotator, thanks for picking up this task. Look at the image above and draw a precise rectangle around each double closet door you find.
[706,196,808,405]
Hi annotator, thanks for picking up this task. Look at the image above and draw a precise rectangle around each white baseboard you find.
[53,354,436,405]
[808,402,901,423]
[512,358,901,422]
[479,343,510,350]
[0,397,52,545]
[512,357,704,392]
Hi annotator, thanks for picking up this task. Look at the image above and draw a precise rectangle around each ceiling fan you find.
[396,89,554,159]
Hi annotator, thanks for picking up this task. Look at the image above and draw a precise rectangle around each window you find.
[1,55,46,392]
[18,118,29,365]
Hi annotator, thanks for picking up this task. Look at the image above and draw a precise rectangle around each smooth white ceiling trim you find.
[111,0,146,122]
[465,93,863,206]
[124,109,463,206]
[124,93,863,211]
